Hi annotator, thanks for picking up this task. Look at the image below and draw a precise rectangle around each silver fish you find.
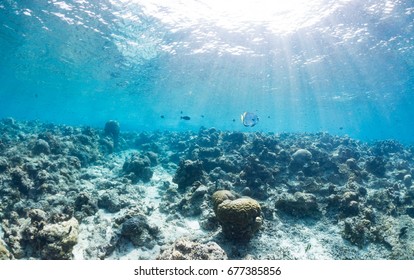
[240,112,259,127]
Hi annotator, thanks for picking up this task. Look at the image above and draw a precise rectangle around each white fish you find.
[240,112,259,127]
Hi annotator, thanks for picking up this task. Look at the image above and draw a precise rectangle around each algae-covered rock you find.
[342,217,373,248]
[212,191,262,242]
[10,167,33,195]
[98,190,123,213]
[74,192,98,220]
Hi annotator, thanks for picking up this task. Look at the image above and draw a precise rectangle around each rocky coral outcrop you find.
[176,184,209,216]
[120,214,160,248]
[104,120,120,140]
[173,159,204,190]
[4,209,80,260]
[122,152,153,182]
[32,139,51,155]
[365,156,386,177]
[36,217,79,259]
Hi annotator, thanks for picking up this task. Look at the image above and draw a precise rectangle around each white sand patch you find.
[73,152,205,260]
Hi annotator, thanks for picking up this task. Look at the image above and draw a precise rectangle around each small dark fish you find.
[181,116,191,120]
[339,127,343,130]
[201,115,204,118]
[232,119,236,122]
[268,116,270,119]
[180,111,183,114]
[399,226,408,239]
[160,115,165,119]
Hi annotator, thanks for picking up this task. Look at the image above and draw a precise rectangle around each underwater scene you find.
[1,0,414,260]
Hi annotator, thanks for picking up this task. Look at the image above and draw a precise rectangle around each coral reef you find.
[1,118,414,260]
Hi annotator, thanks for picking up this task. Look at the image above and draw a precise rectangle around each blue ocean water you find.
[0,0,413,143]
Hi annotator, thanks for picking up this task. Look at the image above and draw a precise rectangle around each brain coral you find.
[212,191,262,242]
[211,190,239,212]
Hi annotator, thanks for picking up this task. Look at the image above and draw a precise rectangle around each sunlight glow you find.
[134,0,352,34]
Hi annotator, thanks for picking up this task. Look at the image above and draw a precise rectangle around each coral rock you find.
[173,159,203,190]
[121,215,159,248]
[32,139,51,155]
[98,191,123,213]
[223,132,245,145]
[0,242,12,260]
[157,238,227,260]
[365,157,386,177]
[104,120,120,139]
[74,192,98,219]
[123,153,153,182]
[403,174,412,187]
[0,156,9,172]
[10,167,32,195]
[37,217,79,259]
[292,149,313,164]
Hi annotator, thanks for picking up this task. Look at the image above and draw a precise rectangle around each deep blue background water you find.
[1,0,413,143]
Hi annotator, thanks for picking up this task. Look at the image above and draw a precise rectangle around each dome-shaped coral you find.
[211,190,239,212]
[212,191,262,242]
